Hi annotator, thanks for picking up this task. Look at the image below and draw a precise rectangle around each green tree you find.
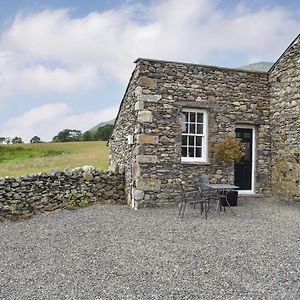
[94,124,113,141]
[0,137,5,144]
[11,137,24,144]
[80,130,94,141]
[52,129,82,142]
[30,136,42,143]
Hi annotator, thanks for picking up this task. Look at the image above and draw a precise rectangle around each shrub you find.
[214,136,245,164]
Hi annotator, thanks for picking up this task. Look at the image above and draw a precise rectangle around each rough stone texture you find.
[269,34,300,199]
[109,68,140,205]
[137,76,158,88]
[0,167,124,221]
[111,59,271,207]
[137,134,159,145]
[137,110,153,123]
[110,35,300,207]
[136,155,158,163]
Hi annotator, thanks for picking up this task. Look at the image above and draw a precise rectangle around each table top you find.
[203,183,239,189]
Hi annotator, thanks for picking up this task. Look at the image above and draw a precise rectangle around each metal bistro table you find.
[203,183,239,214]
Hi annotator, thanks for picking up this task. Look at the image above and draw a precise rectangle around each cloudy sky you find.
[0,0,299,142]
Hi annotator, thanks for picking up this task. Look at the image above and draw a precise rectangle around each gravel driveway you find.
[0,198,299,300]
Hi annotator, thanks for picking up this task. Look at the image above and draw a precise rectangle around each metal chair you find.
[199,175,218,211]
[177,179,208,219]
[199,176,232,213]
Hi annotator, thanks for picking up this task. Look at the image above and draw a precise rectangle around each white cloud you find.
[18,65,99,93]
[1,0,299,86]
[0,0,299,138]
[0,103,118,142]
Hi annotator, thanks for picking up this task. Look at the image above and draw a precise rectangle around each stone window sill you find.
[181,161,211,166]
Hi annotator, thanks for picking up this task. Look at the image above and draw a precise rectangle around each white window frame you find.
[181,108,208,163]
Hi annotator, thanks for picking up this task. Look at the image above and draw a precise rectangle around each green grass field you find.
[0,141,109,178]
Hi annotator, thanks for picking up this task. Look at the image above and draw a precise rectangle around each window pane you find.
[189,136,195,146]
[196,147,202,157]
[197,124,203,134]
[181,110,207,161]
[197,113,203,123]
[190,124,195,134]
[196,136,202,146]
[190,112,195,122]
[188,147,195,157]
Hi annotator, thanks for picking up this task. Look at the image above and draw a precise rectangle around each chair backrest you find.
[199,175,209,185]
[198,184,205,197]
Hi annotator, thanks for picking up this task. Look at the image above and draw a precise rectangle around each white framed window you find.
[181,108,208,163]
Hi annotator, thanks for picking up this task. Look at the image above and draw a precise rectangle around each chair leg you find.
[204,201,208,219]
[178,201,185,218]
[178,202,182,216]
[181,202,186,219]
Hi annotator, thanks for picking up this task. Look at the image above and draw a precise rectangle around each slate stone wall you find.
[111,58,271,208]
[269,35,300,198]
[0,167,124,221]
[109,68,140,205]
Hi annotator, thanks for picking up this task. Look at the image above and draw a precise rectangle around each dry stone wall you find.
[269,35,300,199]
[0,167,124,221]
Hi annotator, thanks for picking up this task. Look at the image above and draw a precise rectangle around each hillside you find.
[89,119,115,132]
[0,141,109,177]
[237,61,274,72]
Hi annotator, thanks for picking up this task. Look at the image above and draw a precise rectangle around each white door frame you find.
[236,125,256,195]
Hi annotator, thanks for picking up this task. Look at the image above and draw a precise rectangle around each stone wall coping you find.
[135,57,269,75]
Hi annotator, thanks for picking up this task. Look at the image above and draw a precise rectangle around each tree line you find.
[0,124,113,144]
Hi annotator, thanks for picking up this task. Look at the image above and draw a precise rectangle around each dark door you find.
[234,128,253,190]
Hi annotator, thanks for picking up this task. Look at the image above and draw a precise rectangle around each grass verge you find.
[0,141,109,178]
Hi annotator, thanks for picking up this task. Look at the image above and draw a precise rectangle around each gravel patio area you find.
[0,198,299,300]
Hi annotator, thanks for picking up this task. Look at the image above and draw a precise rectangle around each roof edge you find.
[269,33,300,72]
[110,65,137,139]
[134,57,268,75]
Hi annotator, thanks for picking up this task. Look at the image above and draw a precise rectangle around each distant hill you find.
[237,61,274,72]
[89,119,115,132]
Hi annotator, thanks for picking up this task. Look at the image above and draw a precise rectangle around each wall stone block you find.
[135,177,161,191]
[137,76,157,88]
[138,94,162,103]
[137,134,159,145]
[134,101,144,111]
[137,110,153,123]
[136,155,158,164]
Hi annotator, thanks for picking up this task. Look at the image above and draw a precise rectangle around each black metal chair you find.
[199,176,230,213]
[177,179,208,219]
[199,175,218,211]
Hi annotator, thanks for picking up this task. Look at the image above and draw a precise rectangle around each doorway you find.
[234,127,255,193]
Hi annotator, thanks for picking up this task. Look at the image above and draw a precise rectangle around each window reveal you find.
[181,109,207,162]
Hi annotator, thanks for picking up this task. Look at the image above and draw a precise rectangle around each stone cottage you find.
[109,34,300,208]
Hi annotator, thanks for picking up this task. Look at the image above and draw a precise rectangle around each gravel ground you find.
[0,198,299,300]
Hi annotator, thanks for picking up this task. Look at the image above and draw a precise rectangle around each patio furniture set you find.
[177,176,239,219]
